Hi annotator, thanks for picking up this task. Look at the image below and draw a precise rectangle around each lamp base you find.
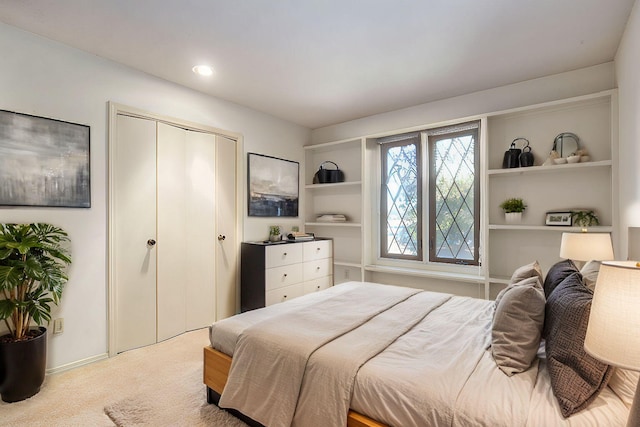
[628,378,640,427]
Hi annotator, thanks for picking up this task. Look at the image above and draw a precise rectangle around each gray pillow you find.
[510,261,543,285]
[544,272,613,418]
[492,276,545,376]
[543,259,579,298]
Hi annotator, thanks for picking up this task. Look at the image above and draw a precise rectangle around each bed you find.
[203,262,633,427]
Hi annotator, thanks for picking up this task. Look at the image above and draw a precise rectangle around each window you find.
[379,121,480,266]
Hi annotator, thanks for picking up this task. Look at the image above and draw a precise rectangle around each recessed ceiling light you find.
[192,65,214,76]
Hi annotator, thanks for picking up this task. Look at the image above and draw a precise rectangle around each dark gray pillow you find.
[543,259,579,298]
[492,277,545,376]
[544,272,613,418]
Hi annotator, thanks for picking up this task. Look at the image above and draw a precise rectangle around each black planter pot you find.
[0,326,47,403]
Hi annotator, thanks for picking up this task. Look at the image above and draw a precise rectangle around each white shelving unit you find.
[304,90,618,298]
[304,138,365,284]
[485,90,617,299]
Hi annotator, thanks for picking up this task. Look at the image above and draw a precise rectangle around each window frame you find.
[427,125,480,266]
[379,137,423,261]
[377,121,480,267]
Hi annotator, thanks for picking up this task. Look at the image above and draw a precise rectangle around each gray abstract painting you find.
[0,110,90,207]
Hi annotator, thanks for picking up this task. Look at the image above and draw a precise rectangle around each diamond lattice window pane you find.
[385,144,419,257]
[433,134,476,261]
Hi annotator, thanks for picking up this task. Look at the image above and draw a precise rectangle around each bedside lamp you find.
[559,232,614,268]
[585,261,640,427]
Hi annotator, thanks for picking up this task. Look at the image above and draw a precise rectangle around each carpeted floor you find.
[0,328,248,426]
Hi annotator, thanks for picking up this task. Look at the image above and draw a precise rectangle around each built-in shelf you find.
[305,181,362,189]
[306,222,362,227]
[334,260,362,268]
[364,265,485,284]
[488,160,611,176]
[488,225,613,232]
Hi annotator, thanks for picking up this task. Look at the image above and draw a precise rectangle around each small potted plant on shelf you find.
[571,210,599,230]
[268,225,281,242]
[0,223,71,403]
[500,198,527,224]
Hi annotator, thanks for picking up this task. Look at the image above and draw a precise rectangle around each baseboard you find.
[46,352,109,375]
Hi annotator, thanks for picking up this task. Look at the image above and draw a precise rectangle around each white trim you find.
[46,353,108,375]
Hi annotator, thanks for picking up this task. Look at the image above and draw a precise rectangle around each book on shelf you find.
[316,214,347,222]
[287,232,315,241]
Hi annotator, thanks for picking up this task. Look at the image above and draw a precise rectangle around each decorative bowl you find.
[580,155,591,162]
[567,155,581,164]
[553,158,567,165]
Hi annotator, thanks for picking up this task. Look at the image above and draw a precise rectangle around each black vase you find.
[0,327,47,403]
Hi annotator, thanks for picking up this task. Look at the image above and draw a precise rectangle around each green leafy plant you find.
[571,210,599,227]
[0,223,71,341]
[269,225,281,236]
[499,198,527,213]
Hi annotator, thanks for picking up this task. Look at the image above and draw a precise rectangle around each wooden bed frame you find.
[203,346,387,427]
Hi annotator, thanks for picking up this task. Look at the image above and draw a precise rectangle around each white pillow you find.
[580,260,601,290]
[609,368,639,408]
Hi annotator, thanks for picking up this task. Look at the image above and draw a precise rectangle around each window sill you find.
[364,264,485,284]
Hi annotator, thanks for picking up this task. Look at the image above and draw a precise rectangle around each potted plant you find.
[571,210,599,230]
[500,198,527,224]
[268,225,281,242]
[0,223,71,403]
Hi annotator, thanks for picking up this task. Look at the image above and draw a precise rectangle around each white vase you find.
[505,212,522,224]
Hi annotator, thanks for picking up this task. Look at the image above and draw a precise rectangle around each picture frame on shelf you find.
[545,211,572,226]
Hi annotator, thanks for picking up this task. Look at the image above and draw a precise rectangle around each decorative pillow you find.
[544,272,613,417]
[510,261,543,285]
[580,260,601,290]
[492,276,545,376]
[608,368,640,408]
[494,262,543,309]
[543,259,579,298]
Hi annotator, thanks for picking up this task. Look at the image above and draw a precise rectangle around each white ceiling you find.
[0,1,635,129]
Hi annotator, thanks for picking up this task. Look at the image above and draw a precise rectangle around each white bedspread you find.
[209,281,629,427]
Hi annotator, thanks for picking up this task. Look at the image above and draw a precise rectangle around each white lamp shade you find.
[559,232,614,262]
[585,261,640,370]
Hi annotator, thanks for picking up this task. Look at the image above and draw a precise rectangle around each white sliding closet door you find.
[184,130,217,330]
[216,135,238,320]
[112,110,237,354]
[114,115,158,353]
[156,122,189,341]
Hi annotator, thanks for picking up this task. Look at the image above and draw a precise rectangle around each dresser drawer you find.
[266,283,305,306]
[303,258,332,281]
[265,244,303,268]
[303,275,333,294]
[303,240,332,262]
[265,263,303,291]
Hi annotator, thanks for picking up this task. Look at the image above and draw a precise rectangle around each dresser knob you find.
[316,286,320,289]
[316,267,320,270]
[283,273,288,277]
[283,252,287,256]
[283,295,287,299]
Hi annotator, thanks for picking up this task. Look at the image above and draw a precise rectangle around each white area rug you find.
[0,329,247,426]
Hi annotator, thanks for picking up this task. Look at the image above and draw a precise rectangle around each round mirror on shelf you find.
[552,132,580,158]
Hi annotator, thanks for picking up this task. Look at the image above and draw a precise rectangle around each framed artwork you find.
[0,110,90,208]
[248,152,299,217]
[545,211,572,226]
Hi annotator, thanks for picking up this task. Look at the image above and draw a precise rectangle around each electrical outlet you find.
[53,318,64,334]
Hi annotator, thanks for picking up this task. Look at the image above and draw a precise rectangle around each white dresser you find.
[240,239,333,311]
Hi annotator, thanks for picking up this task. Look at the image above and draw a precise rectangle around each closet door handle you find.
[147,239,156,247]
[218,235,226,241]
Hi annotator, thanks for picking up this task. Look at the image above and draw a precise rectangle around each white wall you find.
[0,23,309,370]
[616,0,640,261]
[311,63,616,144]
